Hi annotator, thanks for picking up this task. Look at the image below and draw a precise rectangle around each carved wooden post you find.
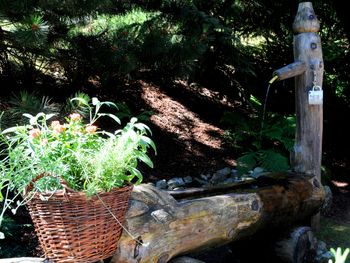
[291,2,323,182]
[273,2,324,229]
[273,2,323,188]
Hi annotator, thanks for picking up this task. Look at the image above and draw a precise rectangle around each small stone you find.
[318,251,333,263]
[211,167,231,184]
[173,187,185,191]
[167,177,185,190]
[156,179,167,189]
[200,174,211,181]
[253,167,264,174]
[231,169,238,177]
[169,256,205,263]
[250,167,267,179]
[317,240,327,253]
[216,167,231,176]
[183,176,193,184]
[223,178,236,184]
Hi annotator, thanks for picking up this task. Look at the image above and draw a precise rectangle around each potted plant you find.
[0,97,156,262]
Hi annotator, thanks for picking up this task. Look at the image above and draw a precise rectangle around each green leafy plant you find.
[62,91,91,119]
[8,90,52,117]
[6,90,60,127]
[329,247,350,263]
[0,97,156,239]
[222,104,295,175]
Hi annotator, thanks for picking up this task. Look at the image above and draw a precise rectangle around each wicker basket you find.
[26,175,133,263]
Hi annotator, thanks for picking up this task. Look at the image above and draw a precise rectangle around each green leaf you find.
[92,97,100,106]
[129,167,143,185]
[22,113,34,120]
[140,135,157,153]
[97,113,121,124]
[100,101,118,109]
[1,126,21,134]
[70,97,90,107]
[45,113,57,121]
[250,94,262,106]
[137,152,154,168]
[330,247,350,263]
[237,152,257,176]
[260,150,289,172]
[134,123,152,135]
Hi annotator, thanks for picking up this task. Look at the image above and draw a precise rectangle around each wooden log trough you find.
[1,172,325,263]
[112,172,324,263]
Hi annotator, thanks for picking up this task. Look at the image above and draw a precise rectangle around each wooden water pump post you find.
[273,2,324,229]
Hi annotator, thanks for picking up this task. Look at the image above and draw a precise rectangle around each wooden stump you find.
[275,227,317,263]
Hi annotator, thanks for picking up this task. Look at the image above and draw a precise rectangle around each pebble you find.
[156,179,167,189]
[183,176,193,184]
[167,177,186,190]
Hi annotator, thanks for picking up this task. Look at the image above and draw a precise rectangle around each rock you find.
[200,174,211,181]
[216,167,231,176]
[253,167,265,174]
[167,177,185,190]
[316,251,333,263]
[250,167,268,179]
[321,185,333,216]
[231,169,238,177]
[183,176,193,184]
[156,179,167,189]
[173,187,185,191]
[210,167,231,184]
[316,240,328,255]
[223,178,237,184]
[169,256,205,263]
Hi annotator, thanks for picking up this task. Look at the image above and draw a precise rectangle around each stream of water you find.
[260,83,272,135]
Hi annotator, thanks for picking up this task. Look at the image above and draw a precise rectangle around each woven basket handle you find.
[26,173,75,194]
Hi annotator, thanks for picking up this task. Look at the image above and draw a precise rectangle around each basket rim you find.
[26,183,134,201]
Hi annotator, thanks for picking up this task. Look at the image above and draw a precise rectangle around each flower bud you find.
[29,128,41,139]
[53,124,65,133]
[51,120,60,127]
[85,125,97,134]
[69,113,81,121]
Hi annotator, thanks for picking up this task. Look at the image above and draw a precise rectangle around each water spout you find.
[269,75,279,84]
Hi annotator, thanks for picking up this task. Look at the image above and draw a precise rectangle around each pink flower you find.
[29,129,41,139]
[69,113,81,121]
[53,124,65,133]
[85,125,97,134]
[51,120,60,128]
[41,138,48,145]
